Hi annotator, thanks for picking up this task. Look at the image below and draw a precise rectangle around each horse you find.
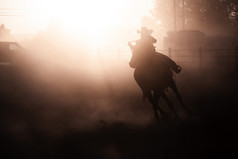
[129,46,189,121]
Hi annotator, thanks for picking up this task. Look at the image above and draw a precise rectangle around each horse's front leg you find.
[153,91,166,116]
[161,92,180,121]
[152,91,160,121]
[143,90,159,120]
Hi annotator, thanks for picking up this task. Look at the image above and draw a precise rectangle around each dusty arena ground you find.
[0,56,238,159]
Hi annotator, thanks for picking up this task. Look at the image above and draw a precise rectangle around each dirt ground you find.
[0,58,238,159]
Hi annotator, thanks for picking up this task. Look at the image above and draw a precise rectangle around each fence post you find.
[168,48,172,58]
[236,46,238,71]
[199,47,202,68]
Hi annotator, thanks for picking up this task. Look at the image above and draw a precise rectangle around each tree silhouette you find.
[153,0,238,34]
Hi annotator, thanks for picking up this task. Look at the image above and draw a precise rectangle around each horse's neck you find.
[136,54,167,73]
[136,56,154,72]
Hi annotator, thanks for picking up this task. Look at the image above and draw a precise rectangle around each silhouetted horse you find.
[129,49,189,120]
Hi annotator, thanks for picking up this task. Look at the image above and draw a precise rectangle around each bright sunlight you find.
[29,0,153,47]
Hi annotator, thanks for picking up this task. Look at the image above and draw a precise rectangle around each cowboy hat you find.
[137,27,153,35]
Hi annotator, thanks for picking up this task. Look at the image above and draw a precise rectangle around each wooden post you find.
[168,48,172,58]
[173,0,177,31]
[182,0,185,30]
[199,47,202,68]
[236,46,238,71]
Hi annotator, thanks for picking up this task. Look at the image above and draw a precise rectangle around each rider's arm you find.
[128,41,135,49]
[151,36,157,43]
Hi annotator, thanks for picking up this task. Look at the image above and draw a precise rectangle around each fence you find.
[95,46,238,71]
[160,47,238,71]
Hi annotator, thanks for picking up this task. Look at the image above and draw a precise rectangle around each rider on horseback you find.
[128,28,189,120]
[128,27,181,73]
[137,27,157,54]
[128,27,156,60]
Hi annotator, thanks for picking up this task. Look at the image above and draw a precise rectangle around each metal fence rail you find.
[159,47,238,70]
[95,46,238,70]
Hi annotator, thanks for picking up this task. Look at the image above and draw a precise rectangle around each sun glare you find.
[32,0,130,46]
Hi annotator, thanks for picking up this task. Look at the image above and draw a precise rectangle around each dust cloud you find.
[1,29,156,137]
[1,28,238,132]
[1,24,238,159]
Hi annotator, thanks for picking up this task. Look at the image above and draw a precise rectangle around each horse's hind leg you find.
[169,81,191,114]
[161,92,180,120]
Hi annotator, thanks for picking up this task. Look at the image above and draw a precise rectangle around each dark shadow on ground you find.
[0,62,238,159]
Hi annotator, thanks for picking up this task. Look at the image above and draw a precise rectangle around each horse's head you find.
[128,42,137,68]
[129,40,155,69]
[129,51,137,68]
[129,49,152,69]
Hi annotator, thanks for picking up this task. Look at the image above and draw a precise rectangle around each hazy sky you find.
[0,0,154,34]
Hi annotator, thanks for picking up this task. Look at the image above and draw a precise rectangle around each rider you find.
[129,27,157,59]
[138,27,157,53]
[128,27,182,73]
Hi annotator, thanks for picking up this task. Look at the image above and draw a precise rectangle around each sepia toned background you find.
[0,0,238,158]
